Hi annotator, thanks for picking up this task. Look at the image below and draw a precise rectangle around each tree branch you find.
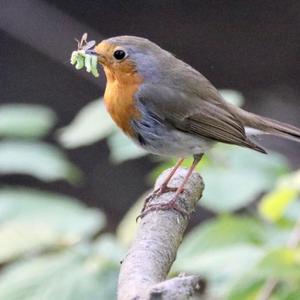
[118,167,205,300]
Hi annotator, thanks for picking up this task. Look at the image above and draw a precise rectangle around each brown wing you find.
[136,82,266,153]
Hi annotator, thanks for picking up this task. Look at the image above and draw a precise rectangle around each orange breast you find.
[103,65,143,137]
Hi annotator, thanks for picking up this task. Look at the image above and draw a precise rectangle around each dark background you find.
[0,0,299,228]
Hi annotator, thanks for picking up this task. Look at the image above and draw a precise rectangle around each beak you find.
[85,49,105,64]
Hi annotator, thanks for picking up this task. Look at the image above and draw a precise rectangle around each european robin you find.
[89,36,300,216]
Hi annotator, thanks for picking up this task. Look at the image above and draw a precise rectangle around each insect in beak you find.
[75,33,96,52]
[85,49,98,56]
[71,33,100,77]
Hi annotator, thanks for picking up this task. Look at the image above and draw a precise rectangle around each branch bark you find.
[118,167,205,300]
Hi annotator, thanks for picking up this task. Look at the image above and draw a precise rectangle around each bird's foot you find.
[136,185,185,221]
[136,185,178,221]
[147,185,178,201]
[141,185,184,211]
[137,196,189,220]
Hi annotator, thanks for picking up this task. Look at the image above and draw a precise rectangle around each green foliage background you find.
[0,91,299,299]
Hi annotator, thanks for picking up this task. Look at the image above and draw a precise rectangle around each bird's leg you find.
[140,154,203,218]
[153,157,185,194]
[141,158,185,213]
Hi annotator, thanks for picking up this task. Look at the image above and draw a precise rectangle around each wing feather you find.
[136,82,266,153]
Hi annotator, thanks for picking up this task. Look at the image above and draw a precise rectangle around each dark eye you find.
[113,49,126,60]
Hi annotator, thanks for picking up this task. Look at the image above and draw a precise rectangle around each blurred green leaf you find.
[283,200,300,222]
[0,245,118,300]
[273,286,300,300]
[227,276,300,300]
[174,244,264,297]
[0,187,105,263]
[259,187,298,222]
[257,248,300,280]
[259,171,300,222]
[116,195,145,247]
[107,131,147,163]
[58,99,115,149]
[0,140,81,183]
[279,170,300,190]
[0,104,56,138]
[219,89,245,107]
[176,215,266,258]
[200,145,288,212]
[227,247,300,299]
[227,278,263,300]
[173,215,266,296]
[93,234,126,264]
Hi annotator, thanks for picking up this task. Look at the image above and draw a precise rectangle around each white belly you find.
[137,128,213,157]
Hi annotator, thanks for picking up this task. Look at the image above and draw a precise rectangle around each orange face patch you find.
[95,41,143,136]
[94,41,115,66]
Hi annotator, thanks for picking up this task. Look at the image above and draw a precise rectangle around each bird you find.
[90,35,300,216]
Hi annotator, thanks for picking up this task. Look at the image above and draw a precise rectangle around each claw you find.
[136,185,186,222]
[138,197,189,220]
[145,185,178,202]
[139,185,184,216]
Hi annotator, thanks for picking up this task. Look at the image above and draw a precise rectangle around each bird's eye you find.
[113,49,126,60]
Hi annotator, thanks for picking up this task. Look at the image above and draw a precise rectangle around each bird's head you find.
[94,36,173,83]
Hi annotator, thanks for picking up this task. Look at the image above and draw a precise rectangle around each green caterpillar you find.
[70,51,99,78]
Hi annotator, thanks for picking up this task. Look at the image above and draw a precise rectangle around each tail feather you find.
[243,111,300,143]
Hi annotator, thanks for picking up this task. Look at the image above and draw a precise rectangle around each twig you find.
[256,217,300,300]
[117,167,205,300]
